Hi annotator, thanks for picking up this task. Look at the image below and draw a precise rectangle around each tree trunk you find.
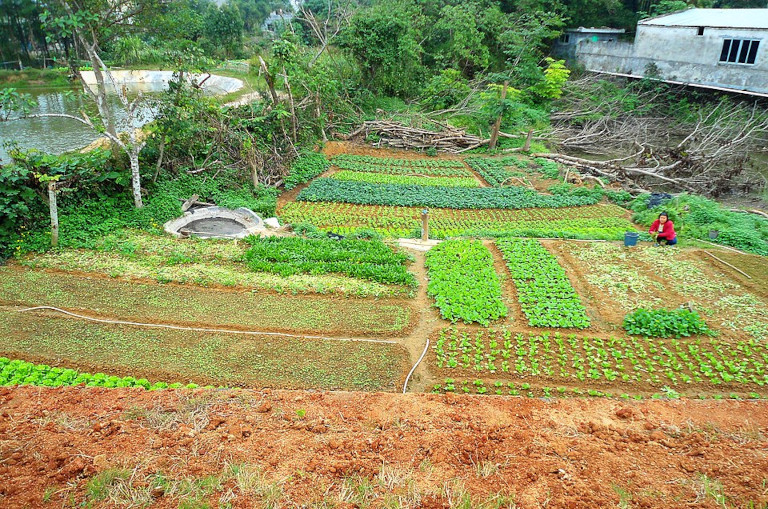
[488,81,508,151]
[129,150,144,208]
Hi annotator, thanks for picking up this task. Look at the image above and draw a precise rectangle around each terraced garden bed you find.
[0,310,407,391]
[279,202,634,239]
[0,267,413,337]
[429,327,768,399]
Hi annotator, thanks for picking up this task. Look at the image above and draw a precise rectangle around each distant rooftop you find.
[639,8,768,29]
[566,27,626,34]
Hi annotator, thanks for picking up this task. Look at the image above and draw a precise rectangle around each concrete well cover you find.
[164,206,264,239]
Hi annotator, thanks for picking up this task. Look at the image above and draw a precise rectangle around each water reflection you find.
[0,85,157,164]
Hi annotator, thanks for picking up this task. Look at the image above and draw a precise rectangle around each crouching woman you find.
[649,212,677,246]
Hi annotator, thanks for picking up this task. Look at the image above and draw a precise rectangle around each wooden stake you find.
[421,209,429,241]
[48,182,59,248]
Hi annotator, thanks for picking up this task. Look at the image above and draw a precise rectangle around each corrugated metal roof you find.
[639,8,768,29]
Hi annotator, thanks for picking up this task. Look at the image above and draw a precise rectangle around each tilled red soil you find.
[1,386,767,508]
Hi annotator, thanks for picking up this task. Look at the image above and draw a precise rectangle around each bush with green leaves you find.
[630,193,768,255]
[243,235,416,286]
[284,153,330,190]
[0,357,200,389]
[425,240,507,326]
[623,308,712,338]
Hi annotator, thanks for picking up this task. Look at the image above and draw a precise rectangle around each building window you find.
[719,39,760,65]
[697,27,704,36]
[559,34,571,44]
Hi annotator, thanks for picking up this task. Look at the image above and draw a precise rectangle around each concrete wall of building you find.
[574,26,768,94]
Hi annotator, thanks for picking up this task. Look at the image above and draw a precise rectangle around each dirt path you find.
[397,248,442,393]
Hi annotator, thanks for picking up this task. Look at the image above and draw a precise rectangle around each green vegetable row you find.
[623,308,711,338]
[496,239,590,328]
[432,327,768,392]
[243,236,416,286]
[279,202,635,240]
[329,170,480,188]
[332,154,466,168]
[284,153,331,190]
[297,179,600,210]
[466,157,529,187]
[0,357,200,389]
[425,240,507,326]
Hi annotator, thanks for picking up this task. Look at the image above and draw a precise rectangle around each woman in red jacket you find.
[649,212,677,246]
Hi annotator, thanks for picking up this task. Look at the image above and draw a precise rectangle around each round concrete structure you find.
[164,207,264,239]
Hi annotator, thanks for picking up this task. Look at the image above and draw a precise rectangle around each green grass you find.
[0,309,409,391]
[0,267,413,336]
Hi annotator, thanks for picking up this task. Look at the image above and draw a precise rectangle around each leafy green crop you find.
[466,157,530,187]
[425,240,507,326]
[280,202,635,240]
[623,308,712,338]
[297,179,600,209]
[497,239,590,328]
[0,357,199,389]
[284,153,330,190]
[329,170,479,188]
[333,154,466,169]
[243,236,416,286]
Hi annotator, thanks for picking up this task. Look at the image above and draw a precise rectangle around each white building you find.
[572,8,768,95]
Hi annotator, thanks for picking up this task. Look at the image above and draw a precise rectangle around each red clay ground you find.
[1,386,767,508]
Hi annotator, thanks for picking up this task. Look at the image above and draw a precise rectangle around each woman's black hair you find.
[659,211,669,218]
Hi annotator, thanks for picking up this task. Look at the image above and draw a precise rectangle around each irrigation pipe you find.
[699,240,752,256]
[16,306,398,345]
[402,337,430,394]
[703,251,752,279]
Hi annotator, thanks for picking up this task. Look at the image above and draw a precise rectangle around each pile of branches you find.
[345,120,488,153]
[546,74,768,197]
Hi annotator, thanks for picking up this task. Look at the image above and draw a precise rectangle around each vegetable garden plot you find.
[496,239,590,329]
[243,236,417,287]
[329,170,480,188]
[430,327,768,398]
[279,202,635,239]
[466,157,531,187]
[0,268,413,336]
[563,243,768,341]
[297,179,601,210]
[0,310,408,391]
[21,231,410,298]
[424,240,507,326]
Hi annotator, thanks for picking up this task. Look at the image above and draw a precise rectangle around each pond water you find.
[0,71,243,165]
[0,86,156,164]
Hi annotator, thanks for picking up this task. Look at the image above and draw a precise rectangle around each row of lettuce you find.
[0,357,204,389]
[424,239,591,328]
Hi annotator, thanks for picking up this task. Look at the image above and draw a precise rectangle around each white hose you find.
[402,336,430,394]
[17,306,397,345]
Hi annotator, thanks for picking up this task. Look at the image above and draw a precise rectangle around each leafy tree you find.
[339,0,425,97]
[432,4,490,75]
[202,3,244,58]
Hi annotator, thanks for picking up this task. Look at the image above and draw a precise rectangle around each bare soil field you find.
[1,386,766,508]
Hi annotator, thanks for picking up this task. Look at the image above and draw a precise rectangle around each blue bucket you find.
[624,231,640,247]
